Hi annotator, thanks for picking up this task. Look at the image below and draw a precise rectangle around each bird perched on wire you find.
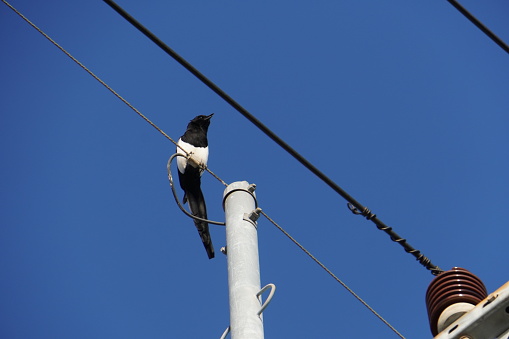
[176,114,215,259]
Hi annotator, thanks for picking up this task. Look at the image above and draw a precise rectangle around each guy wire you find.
[260,210,406,339]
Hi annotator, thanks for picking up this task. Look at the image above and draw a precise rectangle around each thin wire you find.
[1,0,227,186]
[5,4,408,336]
[260,210,406,339]
[102,0,443,276]
[446,0,509,55]
[1,1,175,146]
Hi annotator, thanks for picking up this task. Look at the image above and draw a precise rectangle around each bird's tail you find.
[196,222,215,259]
[187,188,215,259]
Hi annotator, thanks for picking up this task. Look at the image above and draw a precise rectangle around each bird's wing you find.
[176,139,209,176]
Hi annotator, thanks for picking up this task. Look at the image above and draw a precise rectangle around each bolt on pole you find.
[223,181,264,339]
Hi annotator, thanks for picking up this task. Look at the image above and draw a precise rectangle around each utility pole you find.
[223,181,264,339]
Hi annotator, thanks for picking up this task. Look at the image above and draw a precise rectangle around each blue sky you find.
[1,1,508,338]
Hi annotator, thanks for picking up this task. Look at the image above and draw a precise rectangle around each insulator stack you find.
[426,267,487,336]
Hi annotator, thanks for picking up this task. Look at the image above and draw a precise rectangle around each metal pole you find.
[223,181,263,339]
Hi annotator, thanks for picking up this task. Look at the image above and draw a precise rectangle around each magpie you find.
[176,114,214,259]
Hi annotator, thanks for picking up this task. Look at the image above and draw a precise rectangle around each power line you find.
[446,0,509,55]
[3,3,407,336]
[102,0,443,276]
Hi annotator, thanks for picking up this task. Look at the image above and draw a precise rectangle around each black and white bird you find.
[176,114,215,259]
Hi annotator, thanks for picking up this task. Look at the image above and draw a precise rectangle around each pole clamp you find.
[222,182,258,210]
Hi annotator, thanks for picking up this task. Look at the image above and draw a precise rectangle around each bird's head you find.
[188,113,213,131]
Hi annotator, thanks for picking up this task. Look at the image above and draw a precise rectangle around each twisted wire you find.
[347,203,377,220]
[348,203,444,276]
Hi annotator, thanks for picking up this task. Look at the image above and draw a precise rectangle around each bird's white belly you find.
[177,139,209,175]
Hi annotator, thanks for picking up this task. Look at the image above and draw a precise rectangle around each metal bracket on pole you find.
[220,282,276,338]
[433,281,509,339]
[222,183,257,210]
[256,283,276,316]
[244,207,262,228]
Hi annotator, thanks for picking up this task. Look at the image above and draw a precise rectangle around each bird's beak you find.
[205,113,214,120]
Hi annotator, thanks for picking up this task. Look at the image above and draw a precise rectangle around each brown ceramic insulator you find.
[425,267,487,336]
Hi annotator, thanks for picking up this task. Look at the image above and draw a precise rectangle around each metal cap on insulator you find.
[426,267,488,336]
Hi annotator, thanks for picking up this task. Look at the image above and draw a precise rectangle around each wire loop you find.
[167,153,225,226]
[347,203,376,220]
[256,283,276,316]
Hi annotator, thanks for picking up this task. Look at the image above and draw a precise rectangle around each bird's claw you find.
[186,152,207,171]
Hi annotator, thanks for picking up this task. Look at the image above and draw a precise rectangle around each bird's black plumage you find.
[176,114,214,259]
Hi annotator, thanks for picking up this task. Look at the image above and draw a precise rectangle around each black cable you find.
[103,0,443,275]
[167,153,226,226]
[447,0,509,55]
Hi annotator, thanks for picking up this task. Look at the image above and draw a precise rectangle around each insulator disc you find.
[426,267,487,336]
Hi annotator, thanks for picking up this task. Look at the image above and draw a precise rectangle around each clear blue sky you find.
[1,1,508,338]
